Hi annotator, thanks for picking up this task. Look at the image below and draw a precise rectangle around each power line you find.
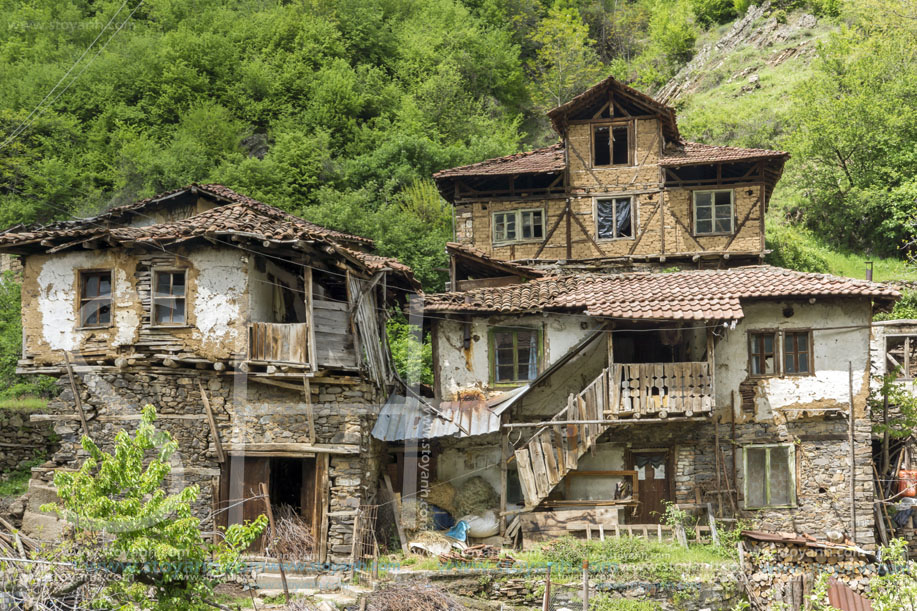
[0,0,143,153]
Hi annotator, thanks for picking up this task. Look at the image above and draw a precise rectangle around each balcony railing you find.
[248,322,310,365]
[607,361,712,418]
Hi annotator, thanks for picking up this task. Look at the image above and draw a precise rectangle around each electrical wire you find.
[0,1,143,153]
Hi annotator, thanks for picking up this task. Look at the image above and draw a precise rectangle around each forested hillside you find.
[0,0,914,291]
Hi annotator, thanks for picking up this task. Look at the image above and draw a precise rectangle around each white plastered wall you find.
[715,299,873,422]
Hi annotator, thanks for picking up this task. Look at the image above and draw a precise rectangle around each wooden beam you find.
[198,379,225,464]
[63,351,90,438]
[260,482,290,605]
[383,473,410,555]
[223,442,359,455]
[303,375,316,445]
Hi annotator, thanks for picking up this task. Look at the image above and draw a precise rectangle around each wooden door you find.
[628,451,671,524]
[224,456,270,552]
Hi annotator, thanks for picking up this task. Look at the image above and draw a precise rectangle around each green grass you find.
[0,457,43,498]
[0,397,47,412]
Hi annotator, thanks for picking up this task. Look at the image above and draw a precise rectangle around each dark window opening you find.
[886,336,917,379]
[593,126,611,166]
[80,270,112,327]
[612,126,629,165]
[597,197,633,239]
[269,457,305,516]
[153,270,186,325]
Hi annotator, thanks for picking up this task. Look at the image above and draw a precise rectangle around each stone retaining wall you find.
[0,408,57,473]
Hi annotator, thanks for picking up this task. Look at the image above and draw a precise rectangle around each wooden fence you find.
[248,322,310,365]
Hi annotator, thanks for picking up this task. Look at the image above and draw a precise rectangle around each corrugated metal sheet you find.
[372,393,504,441]
[742,530,874,558]
[828,578,873,611]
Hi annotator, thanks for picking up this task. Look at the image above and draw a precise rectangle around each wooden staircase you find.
[513,362,713,509]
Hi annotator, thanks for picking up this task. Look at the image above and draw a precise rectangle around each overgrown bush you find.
[764,221,830,273]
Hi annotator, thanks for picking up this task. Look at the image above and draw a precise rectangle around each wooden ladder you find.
[513,369,611,509]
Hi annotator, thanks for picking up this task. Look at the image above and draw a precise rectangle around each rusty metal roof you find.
[828,578,873,611]
[372,393,508,441]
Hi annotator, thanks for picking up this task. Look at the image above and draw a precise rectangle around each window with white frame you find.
[596,197,633,239]
[744,444,796,508]
[693,189,734,235]
[492,209,544,244]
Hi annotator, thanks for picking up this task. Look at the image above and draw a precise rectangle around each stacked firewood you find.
[438,544,515,567]
[743,538,877,605]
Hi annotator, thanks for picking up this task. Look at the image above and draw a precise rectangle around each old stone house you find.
[375,76,902,549]
[0,184,419,561]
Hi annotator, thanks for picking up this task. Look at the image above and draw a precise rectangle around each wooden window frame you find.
[783,329,814,376]
[692,188,735,236]
[594,196,637,241]
[491,208,545,246]
[152,269,188,327]
[747,329,815,377]
[748,330,778,377]
[488,326,543,387]
[885,335,917,380]
[590,121,634,168]
[743,443,797,509]
[78,269,113,329]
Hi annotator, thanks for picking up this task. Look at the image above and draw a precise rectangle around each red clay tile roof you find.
[660,141,789,167]
[547,75,680,141]
[433,144,565,179]
[424,266,899,320]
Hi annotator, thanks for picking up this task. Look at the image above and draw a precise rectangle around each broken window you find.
[491,327,540,384]
[596,197,633,239]
[744,444,795,508]
[749,332,776,375]
[153,270,186,325]
[886,336,917,379]
[784,330,812,375]
[79,270,112,327]
[593,124,631,167]
[492,209,544,244]
[693,189,734,235]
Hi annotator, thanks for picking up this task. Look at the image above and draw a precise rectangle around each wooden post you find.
[715,415,722,515]
[303,375,316,444]
[731,390,738,511]
[198,380,225,464]
[383,473,410,555]
[882,385,890,477]
[848,361,857,544]
[259,482,290,605]
[63,351,90,438]
[350,510,362,581]
[706,502,720,547]
[500,428,508,536]
[304,265,317,371]
[543,563,552,611]
[582,560,589,611]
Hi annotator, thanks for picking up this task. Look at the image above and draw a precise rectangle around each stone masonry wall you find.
[32,368,386,561]
[616,415,875,547]
[0,409,57,473]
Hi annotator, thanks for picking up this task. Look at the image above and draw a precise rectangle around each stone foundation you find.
[30,368,387,561]
[0,408,57,474]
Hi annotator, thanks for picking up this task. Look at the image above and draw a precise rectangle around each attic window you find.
[79,270,112,327]
[153,270,186,326]
[592,124,631,167]
[596,197,633,239]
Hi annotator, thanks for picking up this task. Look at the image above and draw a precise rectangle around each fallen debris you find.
[366,581,464,611]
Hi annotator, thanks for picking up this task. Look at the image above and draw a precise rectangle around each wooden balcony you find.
[607,361,713,418]
[248,322,310,366]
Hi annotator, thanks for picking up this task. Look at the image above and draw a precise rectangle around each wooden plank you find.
[514,448,538,507]
[304,265,317,371]
[223,442,359,455]
[541,433,560,486]
[383,473,410,555]
[198,380,225,464]
[303,375,316,444]
[529,440,550,501]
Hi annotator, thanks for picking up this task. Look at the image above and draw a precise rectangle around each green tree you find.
[42,405,266,610]
[528,2,606,113]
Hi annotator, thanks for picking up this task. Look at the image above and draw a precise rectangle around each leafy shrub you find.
[874,290,917,321]
[386,314,433,387]
[764,222,830,273]
[691,0,738,26]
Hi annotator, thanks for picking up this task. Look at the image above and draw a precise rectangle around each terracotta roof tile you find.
[424,266,899,320]
[659,141,789,167]
[432,144,565,179]
[446,242,544,278]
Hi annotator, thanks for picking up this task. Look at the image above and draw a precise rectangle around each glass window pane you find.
[695,192,712,207]
[797,353,808,373]
[746,448,766,507]
[84,274,99,297]
[770,447,792,506]
[173,298,185,323]
[98,303,111,325]
[171,273,185,296]
[714,217,732,233]
[83,300,99,326]
[156,273,171,296]
[497,364,515,382]
[98,274,111,296]
[763,335,774,353]
[715,191,732,206]
[505,215,516,240]
[531,211,543,239]
[696,219,713,234]
[154,301,170,324]
[696,205,712,220]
